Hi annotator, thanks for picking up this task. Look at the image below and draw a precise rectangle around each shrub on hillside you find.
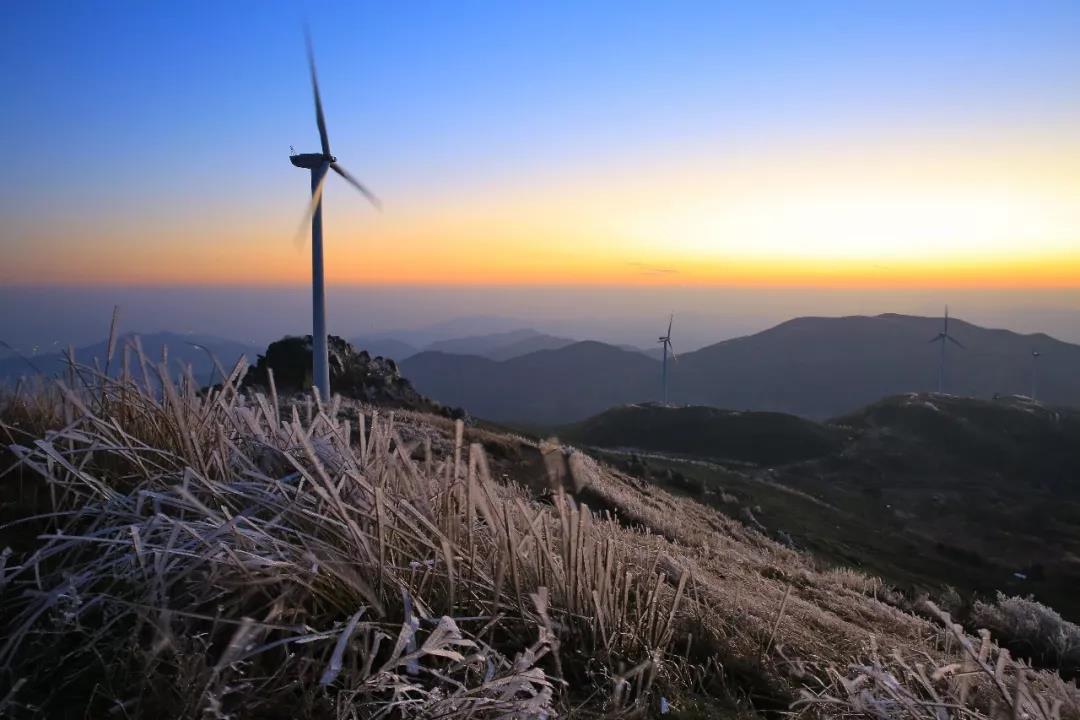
[971,593,1080,676]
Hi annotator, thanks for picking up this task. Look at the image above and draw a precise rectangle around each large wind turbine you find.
[658,314,677,404]
[928,306,964,394]
[291,30,381,401]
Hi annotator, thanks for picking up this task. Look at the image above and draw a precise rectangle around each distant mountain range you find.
[424,329,578,361]
[346,336,420,362]
[400,341,658,425]
[0,332,259,387]
[8,315,1078,424]
[349,328,642,363]
[402,314,1080,423]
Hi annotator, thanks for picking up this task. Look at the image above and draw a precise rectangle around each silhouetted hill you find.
[671,314,1080,418]
[574,393,1080,624]
[0,332,258,387]
[424,328,578,361]
[561,403,846,465]
[401,341,657,424]
[399,314,1080,424]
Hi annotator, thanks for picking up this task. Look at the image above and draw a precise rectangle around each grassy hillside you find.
[3,351,1077,717]
[570,394,1080,630]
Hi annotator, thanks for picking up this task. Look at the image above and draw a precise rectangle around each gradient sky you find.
[2,1,1080,291]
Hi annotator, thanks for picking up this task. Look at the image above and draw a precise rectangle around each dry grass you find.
[0,338,1078,718]
[0,346,689,718]
[796,603,1080,720]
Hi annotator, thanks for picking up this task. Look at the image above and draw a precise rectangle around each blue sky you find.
[4,1,1078,212]
[2,1,1079,290]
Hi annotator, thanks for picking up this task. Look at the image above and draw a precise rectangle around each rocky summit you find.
[244,334,462,416]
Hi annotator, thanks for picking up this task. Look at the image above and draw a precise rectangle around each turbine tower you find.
[1031,349,1041,400]
[928,305,964,394]
[658,314,677,404]
[291,29,381,401]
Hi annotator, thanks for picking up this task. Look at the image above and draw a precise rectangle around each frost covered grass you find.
[0,337,1078,718]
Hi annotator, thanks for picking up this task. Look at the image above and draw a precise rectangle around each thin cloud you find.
[627,262,680,277]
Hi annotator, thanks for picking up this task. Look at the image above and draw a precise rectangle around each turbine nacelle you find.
[290,152,336,169]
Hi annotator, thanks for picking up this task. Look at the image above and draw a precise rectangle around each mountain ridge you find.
[402,313,1080,423]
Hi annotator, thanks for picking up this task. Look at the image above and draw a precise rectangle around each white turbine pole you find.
[311,162,331,401]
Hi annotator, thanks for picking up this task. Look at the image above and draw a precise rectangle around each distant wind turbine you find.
[928,305,964,394]
[658,314,677,404]
[1030,349,1041,400]
[291,29,381,401]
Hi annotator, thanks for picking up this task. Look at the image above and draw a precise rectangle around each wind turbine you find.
[291,29,381,401]
[658,314,677,404]
[1030,349,1041,400]
[928,305,964,394]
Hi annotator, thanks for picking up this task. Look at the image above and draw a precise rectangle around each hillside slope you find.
[569,394,1080,623]
[3,362,1076,717]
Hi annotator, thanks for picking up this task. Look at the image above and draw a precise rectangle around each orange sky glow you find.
[7,133,1080,288]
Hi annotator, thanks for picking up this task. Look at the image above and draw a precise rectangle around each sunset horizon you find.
[4,3,1079,292]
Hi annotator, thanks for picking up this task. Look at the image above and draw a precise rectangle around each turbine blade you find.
[667,314,673,337]
[304,26,331,157]
[947,335,965,349]
[668,342,678,362]
[928,333,943,343]
[293,163,331,248]
[332,163,381,210]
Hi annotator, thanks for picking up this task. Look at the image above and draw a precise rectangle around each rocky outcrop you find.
[244,335,465,417]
